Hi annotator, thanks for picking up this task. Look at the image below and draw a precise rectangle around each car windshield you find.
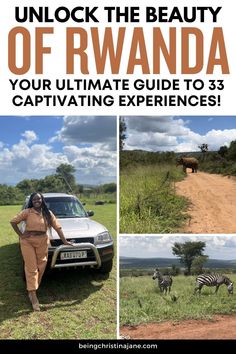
[44,197,87,218]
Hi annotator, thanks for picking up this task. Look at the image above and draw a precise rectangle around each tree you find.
[102,183,117,193]
[198,143,208,162]
[198,143,208,153]
[36,175,65,193]
[16,179,39,195]
[227,140,236,161]
[0,184,24,205]
[218,145,228,158]
[191,255,209,275]
[56,164,76,193]
[171,264,180,276]
[172,241,206,275]
[119,118,127,151]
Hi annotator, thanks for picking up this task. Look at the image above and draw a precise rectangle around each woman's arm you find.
[10,209,29,237]
[50,210,74,246]
[56,228,74,246]
[10,222,24,237]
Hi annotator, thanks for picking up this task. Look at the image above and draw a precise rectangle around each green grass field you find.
[120,164,188,233]
[0,204,117,339]
[120,274,236,326]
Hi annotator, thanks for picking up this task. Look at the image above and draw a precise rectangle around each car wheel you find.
[98,260,113,274]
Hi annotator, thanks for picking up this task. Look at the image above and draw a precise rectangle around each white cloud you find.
[125,116,190,136]
[175,129,236,152]
[0,116,117,184]
[63,144,117,182]
[124,116,190,151]
[0,121,117,185]
[50,116,116,151]
[123,116,236,152]
[0,142,68,176]
[21,130,38,144]
[127,132,178,151]
[12,140,31,158]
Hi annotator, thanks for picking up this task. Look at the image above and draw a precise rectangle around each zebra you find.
[194,274,233,295]
[152,268,173,294]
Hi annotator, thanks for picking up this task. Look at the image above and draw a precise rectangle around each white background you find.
[0,0,236,114]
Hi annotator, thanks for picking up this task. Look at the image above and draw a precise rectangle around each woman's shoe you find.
[28,291,40,311]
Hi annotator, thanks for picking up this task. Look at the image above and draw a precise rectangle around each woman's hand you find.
[56,228,74,246]
[22,230,31,238]
[63,240,74,246]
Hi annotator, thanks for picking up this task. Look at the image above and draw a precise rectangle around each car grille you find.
[50,237,94,247]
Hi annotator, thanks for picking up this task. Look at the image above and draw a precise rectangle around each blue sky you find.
[0,116,63,147]
[123,116,236,152]
[0,116,117,185]
[179,116,236,135]
[120,236,236,260]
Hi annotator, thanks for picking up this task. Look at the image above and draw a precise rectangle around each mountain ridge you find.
[120,256,236,269]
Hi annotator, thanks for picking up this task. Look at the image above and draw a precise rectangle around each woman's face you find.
[32,194,42,209]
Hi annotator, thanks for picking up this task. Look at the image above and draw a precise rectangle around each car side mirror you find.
[87,210,94,217]
[82,202,86,206]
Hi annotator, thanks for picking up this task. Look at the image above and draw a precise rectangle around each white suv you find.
[23,193,114,274]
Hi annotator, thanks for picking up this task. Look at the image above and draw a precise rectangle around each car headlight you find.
[94,231,112,245]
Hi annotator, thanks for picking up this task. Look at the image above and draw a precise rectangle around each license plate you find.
[60,250,87,260]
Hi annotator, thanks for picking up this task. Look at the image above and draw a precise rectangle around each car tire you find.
[98,260,113,274]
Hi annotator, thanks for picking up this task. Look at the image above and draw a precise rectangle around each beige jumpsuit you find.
[10,208,61,291]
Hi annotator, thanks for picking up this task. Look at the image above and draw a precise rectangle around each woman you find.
[10,192,73,311]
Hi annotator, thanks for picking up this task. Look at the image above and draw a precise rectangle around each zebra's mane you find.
[213,274,232,284]
[222,275,232,284]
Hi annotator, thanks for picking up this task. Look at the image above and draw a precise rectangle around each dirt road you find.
[175,172,236,233]
[120,314,236,339]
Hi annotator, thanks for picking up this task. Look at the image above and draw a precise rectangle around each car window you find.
[45,197,87,218]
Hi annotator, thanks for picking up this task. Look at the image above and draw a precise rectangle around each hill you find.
[120,256,236,269]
